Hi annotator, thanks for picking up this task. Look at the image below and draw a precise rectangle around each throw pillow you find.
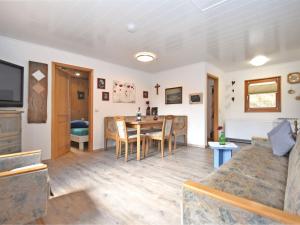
[268,120,296,156]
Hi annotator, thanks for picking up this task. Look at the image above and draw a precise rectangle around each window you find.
[245,76,281,112]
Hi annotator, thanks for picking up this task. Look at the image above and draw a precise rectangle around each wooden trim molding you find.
[52,62,94,159]
[0,150,41,158]
[184,181,300,224]
[207,74,219,142]
[88,70,94,152]
[0,164,47,178]
[245,76,281,112]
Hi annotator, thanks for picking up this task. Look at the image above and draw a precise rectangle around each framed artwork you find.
[143,91,148,98]
[102,91,109,101]
[77,91,85,100]
[97,78,106,89]
[151,107,158,115]
[112,80,136,103]
[189,93,203,104]
[165,87,182,104]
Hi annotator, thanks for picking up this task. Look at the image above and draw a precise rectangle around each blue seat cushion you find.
[71,128,89,136]
[71,120,89,129]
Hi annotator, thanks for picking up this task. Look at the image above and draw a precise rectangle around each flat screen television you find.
[0,59,24,107]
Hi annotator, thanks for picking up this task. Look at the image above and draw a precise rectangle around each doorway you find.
[207,74,219,142]
[51,62,93,159]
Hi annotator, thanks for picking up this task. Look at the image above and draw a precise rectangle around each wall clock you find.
[287,72,300,84]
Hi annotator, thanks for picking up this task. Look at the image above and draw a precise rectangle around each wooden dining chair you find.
[114,116,146,162]
[145,115,174,158]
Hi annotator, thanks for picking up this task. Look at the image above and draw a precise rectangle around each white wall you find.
[0,35,152,160]
[150,62,224,147]
[6,34,296,154]
[224,60,300,139]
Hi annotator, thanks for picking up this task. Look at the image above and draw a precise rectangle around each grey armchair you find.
[0,150,49,225]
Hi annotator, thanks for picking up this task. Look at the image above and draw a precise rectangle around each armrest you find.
[0,150,42,172]
[0,163,47,178]
[183,181,300,224]
[0,163,49,225]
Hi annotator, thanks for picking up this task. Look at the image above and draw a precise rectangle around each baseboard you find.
[226,138,251,144]
[187,144,206,148]
[93,147,106,151]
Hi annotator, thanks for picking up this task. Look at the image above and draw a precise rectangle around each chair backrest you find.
[114,116,128,140]
[162,115,174,138]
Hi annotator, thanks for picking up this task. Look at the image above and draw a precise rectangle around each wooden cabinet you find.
[0,111,22,155]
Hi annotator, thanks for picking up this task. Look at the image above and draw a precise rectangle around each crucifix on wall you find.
[155,83,160,95]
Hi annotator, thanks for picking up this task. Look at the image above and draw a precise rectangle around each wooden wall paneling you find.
[207,74,219,142]
[28,61,48,123]
[70,77,89,120]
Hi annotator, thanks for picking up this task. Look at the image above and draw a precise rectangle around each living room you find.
[0,1,300,224]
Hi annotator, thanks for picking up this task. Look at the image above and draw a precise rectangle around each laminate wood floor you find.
[44,146,215,225]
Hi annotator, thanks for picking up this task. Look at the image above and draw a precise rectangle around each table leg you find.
[213,149,220,168]
[137,125,141,161]
[214,148,232,168]
[222,149,232,164]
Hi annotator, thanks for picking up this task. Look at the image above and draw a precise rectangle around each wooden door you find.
[207,74,219,142]
[53,67,70,158]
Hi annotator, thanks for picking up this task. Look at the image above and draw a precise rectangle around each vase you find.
[219,131,226,145]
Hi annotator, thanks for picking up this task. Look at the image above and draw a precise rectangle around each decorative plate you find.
[287,72,300,84]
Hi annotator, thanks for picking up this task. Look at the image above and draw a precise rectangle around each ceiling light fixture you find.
[75,72,80,76]
[127,23,137,33]
[135,52,156,62]
[250,55,270,66]
[191,0,230,12]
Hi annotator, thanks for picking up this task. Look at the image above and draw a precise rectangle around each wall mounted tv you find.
[0,59,24,107]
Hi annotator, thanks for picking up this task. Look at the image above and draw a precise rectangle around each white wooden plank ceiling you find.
[0,0,299,72]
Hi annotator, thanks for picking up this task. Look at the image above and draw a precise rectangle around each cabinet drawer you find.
[0,144,21,155]
[0,114,21,135]
[0,135,21,149]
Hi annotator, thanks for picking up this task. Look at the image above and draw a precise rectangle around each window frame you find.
[244,76,281,112]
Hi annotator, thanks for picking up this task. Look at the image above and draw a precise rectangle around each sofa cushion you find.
[201,145,289,210]
[251,137,272,149]
[284,133,300,215]
[268,120,295,156]
[222,146,288,192]
[201,169,286,209]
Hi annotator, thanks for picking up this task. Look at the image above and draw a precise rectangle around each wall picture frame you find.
[112,80,136,103]
[165,86,182,104]
[97,78,106,89]
[189,93,203,104]
[102,91,109,101]
[143,91,148,98]
[77,91,85,100]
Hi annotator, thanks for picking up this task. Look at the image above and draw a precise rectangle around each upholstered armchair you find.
[0,150,49,225]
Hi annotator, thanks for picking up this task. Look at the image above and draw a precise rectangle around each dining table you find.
[126,120,163,160]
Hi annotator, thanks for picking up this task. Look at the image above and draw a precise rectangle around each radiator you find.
[225,119,274,141]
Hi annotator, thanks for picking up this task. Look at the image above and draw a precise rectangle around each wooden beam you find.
[184,181,300,225]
